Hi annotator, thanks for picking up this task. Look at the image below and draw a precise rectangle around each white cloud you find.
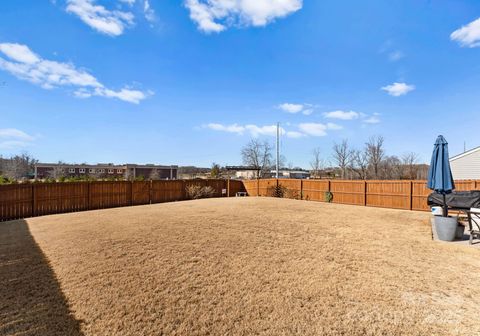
[245,124,280,137]
[286,131,304,138]
[298,123,327,137]
[205,123,293,138]
[0,128,35,141]
[144,0,155,23]
[451,17,480,48]
[119,0,135,5]
[381,82,415,97]
[185,0,303,33]
[278,102,314,115]
[0,43,40,64]
[66,0,134,36]
[0,128,35,149]
[363,116,380,124]
[323,110,360,120]
[278,103,303,113]
[205,123,245,134]
[388,51,404,62]
[0,42,151,104]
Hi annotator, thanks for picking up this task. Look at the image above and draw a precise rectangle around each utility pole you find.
[276,122,280,179]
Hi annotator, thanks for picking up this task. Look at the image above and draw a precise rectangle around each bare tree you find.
[401,152,419,180]
[381,155,402,180]
[1,153,38,180]
[149,169,161,180]
[365,135,385,179]
[241,139,273,178]
[310,147,325,179]
[332,140,353,179]
[210,163,221,178]
[49,162,67,180]
[351,149,369,180]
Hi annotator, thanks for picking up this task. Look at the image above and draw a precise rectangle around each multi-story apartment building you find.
[34,163,178,180]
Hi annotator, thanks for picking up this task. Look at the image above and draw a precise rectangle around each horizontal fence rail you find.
[0,179,246,222]
[242,179,480,212]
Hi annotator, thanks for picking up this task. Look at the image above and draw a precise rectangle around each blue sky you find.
[1,0,480,168]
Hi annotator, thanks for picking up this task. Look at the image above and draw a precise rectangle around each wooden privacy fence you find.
[3,178,480,222]
[0,179,245,222]
[242,179,480,212]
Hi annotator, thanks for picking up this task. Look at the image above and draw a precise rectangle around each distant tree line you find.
[0,153,38,183]
[239,136,428,180]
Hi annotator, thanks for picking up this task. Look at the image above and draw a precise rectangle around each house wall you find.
[450,149,480,180]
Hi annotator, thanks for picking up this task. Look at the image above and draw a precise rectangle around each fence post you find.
[149,180,153,204]
[87,182,91,210]
[130,181,134,206]
[300,179,303,200]
[227,179,230,197]
[364,181,367,206]
[31,183,36,217]
[409,181,413,211]
[256,179,260,196]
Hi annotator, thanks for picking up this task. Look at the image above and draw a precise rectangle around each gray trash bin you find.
[433,216,458,241]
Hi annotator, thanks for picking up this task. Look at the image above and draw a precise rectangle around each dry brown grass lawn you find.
[1,197,480,335]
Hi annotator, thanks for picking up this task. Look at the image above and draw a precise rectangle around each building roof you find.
[450,146,480,162]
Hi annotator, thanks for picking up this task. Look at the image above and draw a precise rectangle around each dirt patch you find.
[1,197,479,335]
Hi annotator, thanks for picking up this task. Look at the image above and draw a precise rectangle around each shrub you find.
[267,185,287,198]
[186,185,216,199]
[324,191,333,203]
[0,175,14,184]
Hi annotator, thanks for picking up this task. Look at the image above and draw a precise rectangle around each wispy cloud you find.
[143,0,156,23]
[381,82,415,97]
[323,110,360,120]
[66,0,134,36]
[451,17,480,48]
[363,115,381,124]
[119,0,135,6]
[204,123,304,138]
[204,119,343,138]
[388,50,404,62]
[185,0,303,33]
[0,128,36,149]
[297,122,341,137]
[206,123,245,135]
[0,42,151,104]
[278,103,314,115]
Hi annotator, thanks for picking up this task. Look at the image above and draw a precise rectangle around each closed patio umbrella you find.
[427,135,455,217]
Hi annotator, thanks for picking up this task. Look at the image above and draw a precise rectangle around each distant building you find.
[35,163,178,180]
[271,169,311,179]
[450,147,480,180]
[225,166,309,179]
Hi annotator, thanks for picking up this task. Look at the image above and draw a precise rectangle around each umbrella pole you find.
[443,193,448,217]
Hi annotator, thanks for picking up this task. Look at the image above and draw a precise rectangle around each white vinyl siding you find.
[450,148,480,180]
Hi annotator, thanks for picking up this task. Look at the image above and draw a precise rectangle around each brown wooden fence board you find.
[330,181,365,206]
[258,179,277,197]
[0,184,32,221]
[132,181,151,205]
[151,180,185,203]
[302,180,329,202]
[366,181,411,210]
[243,180,258,196]
[278,179,302,199]
[227,180,245,196]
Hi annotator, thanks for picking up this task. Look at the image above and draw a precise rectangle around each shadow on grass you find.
[0,219,84,336]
